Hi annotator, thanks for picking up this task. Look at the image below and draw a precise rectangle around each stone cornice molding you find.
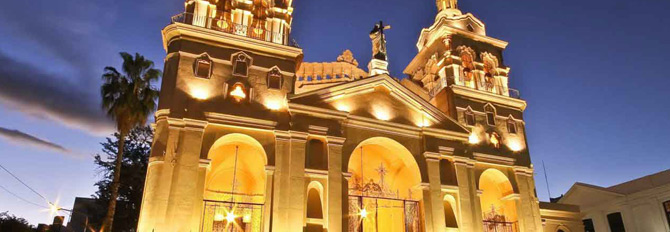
[438,146,456,156]
[289,131,309,141]
[441,185,460,193]
[273,130,291,141]
[305,169,328,179]
[423,151,441,162]
[307,125,329,136]
[451,85,527,110]
[326,136,346,146]
[501,193,521,201]
[264,166,276,176]
[199,159,212,169]
[205,112,277,130]
[287,103,349,120]
[162,23,303,60]
[513,166,534,177]
[473,153,516,166]
[453,156,475,168]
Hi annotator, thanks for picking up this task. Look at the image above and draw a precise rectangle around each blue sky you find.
[0,0,669,225]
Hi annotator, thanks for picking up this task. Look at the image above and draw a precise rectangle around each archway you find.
[479,169,518,232]
[443,194,459,229]
[347,137,422,232]
[202,134,267,232]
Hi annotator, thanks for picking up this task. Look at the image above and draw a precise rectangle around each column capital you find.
[453,156,475,168]
[423,151,441,162]
[513,166,534,176]
[326,136,346,146]
[199,159,211,169]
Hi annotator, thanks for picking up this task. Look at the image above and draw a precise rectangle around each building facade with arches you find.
[137,0,583,231]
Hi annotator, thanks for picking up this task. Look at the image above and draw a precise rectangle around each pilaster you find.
[287,131,308,231]
[326,136,346,232]
[454,157,483,232]
[164,119,207,232]
[514,167,543,232]
[271,131,291,230]
[424,152,447,231]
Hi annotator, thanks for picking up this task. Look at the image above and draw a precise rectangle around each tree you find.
[88,126,152,232]
[0,212,34,232]
[100,52,160,232]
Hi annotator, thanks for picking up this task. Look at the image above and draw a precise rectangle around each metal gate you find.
[201,200,263,232]
[348,196,420,232]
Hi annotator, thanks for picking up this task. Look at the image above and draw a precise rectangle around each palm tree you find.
[100,52,160,232]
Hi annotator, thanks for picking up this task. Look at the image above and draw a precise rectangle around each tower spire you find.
[436,0,462,17]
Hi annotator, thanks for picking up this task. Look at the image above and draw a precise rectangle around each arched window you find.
[444,195,459,228]
[464,108,476,126]
[507,117,517,134]
[305,139,327,170]
[233,53,250,77]
[306,182,325,232]
[194,55,212,78]
[484,104,496,126]
[267,68,283,89]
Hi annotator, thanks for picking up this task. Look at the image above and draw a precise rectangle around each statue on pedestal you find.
[369,21,391,61]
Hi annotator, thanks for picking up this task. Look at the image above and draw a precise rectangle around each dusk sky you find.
[0,0,669,225]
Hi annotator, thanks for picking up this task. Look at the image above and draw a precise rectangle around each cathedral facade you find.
[137,0,583,231]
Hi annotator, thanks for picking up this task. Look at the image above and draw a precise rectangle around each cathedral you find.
[137,0,584,231]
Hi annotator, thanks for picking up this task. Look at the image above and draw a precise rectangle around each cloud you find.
[0,127,71,155]
[0,52,115,135]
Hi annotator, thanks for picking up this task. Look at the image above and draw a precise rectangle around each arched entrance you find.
[202,134,267,232]
[479,169,518,232]
[347,137,422,232]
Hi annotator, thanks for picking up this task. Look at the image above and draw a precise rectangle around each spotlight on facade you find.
[469,132,480,144]
[360,209,368,219]
[225,212,237,222]
[265,98,284,111]
[243,214,252,223]
[191,88,209,100]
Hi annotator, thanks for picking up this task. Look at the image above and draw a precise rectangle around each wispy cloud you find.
[0,127,71,155]
[0,52,116,135]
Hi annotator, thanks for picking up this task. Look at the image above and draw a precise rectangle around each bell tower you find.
[403,1,545,232]
[138,0,302,231]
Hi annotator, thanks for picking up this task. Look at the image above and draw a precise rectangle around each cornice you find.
[204,112,277,130]
[451,85,527,110]
[473,152,516,166]
[162,23,303,60]
[326,136,346,146]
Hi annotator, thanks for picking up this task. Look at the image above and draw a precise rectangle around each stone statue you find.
[369,21,391,61]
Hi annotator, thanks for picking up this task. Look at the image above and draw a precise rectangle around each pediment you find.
[559,183,624,207]
[289,75,469,134]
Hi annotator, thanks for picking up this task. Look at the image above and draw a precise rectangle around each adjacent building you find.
[136,0,583,231]
[560,169,670,232]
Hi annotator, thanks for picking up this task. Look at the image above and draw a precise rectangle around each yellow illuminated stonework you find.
[137,0,584,232]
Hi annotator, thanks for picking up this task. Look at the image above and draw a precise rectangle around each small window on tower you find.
[465,109,475,126]
[466,24,475,32]
[194,58,212,78]
[267,68,282,90]
[485,104,496,126]
[233,53,250,77]
[507,117,517,134]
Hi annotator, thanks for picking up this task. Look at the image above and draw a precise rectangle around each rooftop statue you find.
[369,21,391,61]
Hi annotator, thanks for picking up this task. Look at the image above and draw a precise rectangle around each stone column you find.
[327,136,346,232]
[138,118,188,231]
[263,167,275,232]
[423,152,446,232]
[287,132,308,231]
[271,131,291,230]
[189,158,210,231]
[164,119,208,232]
[514,167,543,232]
[454,158,483,232]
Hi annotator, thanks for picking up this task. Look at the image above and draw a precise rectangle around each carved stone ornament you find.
[337,49,359,66]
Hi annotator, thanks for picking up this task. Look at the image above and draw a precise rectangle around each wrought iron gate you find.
[201,200,263,232]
